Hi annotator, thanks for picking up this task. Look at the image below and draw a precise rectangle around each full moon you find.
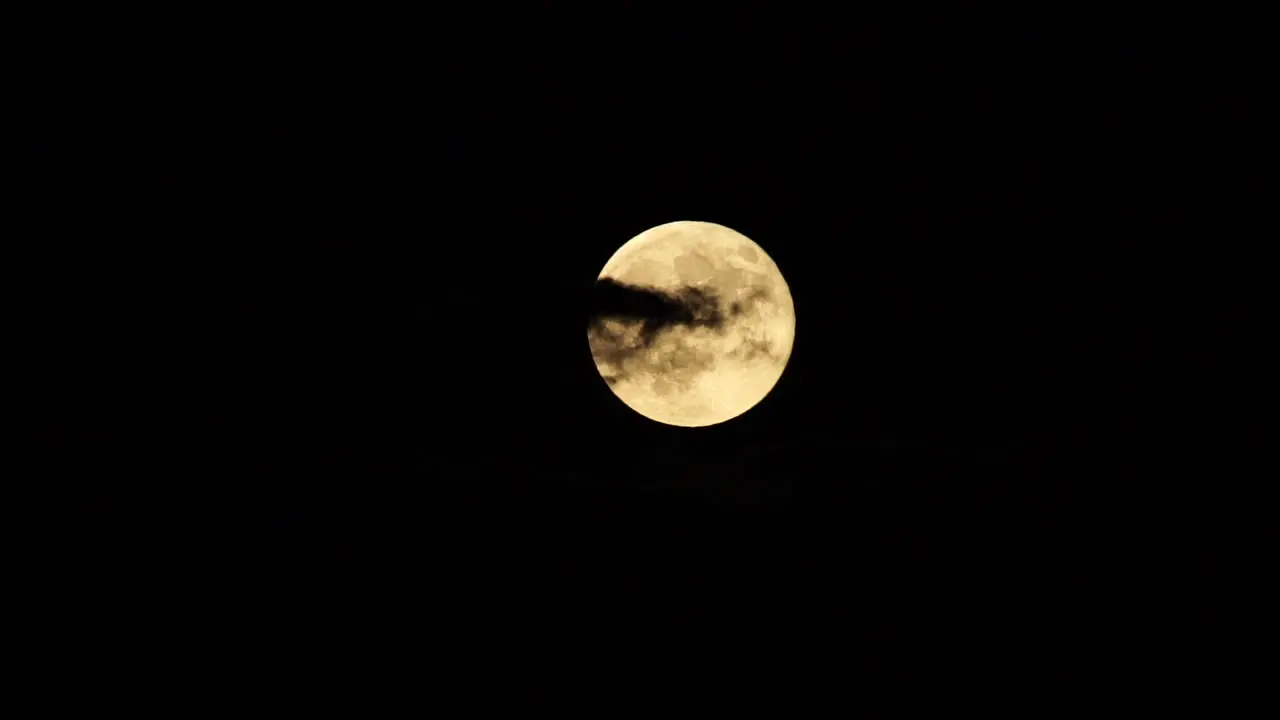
[587,220,796,427]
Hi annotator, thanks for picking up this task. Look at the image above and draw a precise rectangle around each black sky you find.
[17,6,1273,712]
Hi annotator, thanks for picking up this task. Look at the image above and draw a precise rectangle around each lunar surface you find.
[587,220,796,427]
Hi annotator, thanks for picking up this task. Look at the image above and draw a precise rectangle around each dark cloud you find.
[588,277,726,338]
[586,278,728,386]
[586,278,779,387]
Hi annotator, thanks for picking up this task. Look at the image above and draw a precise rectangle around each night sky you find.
[19,6,1271,713]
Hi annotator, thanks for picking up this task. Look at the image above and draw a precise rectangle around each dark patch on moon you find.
[587,277,777,387]
[586,277,725,386]
[730,337,773,362]
[588,277,726,338]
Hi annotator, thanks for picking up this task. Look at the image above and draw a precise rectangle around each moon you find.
[587,220,796,427]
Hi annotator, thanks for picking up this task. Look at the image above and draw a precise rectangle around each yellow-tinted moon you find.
[587,220,796,427]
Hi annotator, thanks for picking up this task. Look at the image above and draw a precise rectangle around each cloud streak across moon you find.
[588,278,778,386]
[586,221,795,427]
